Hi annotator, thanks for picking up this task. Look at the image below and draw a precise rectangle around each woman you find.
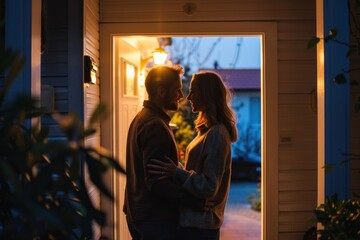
[148,71,238,240]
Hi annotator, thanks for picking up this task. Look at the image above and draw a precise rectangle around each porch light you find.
[140,47,168,70]
[84,55,98,84]
[152,47,168,65]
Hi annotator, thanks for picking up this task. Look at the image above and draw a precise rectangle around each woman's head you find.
[188,72,229,113]
[188,71,238,142]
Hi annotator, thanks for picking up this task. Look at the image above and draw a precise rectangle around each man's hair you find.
[145,65,184,99]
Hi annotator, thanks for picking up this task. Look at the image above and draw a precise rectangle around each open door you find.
[112,37,162,239]
[101,22,278,240]
[112,38,144,240]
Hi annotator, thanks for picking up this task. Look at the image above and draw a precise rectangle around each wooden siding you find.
[350,54,360,199]
[350,5,360,198]
[270,16,317,237]
[84,0,101,239]
[100,0,317,239]
[347,2,360,198]
[100,0,315,22]
[40,0,84,134]
[41,1,68,137]
[40,0,101,237]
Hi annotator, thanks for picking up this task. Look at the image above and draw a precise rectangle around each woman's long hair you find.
[192,71,238,142]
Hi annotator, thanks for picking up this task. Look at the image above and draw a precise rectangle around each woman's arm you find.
[148,125,232,200]
[180,127,231,199]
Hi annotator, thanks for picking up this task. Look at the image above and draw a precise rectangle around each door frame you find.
[100,21,278,240]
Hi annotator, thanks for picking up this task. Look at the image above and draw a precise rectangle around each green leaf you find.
[86,146,126,174]
[53,112,79,131]
[85,152,114,200]
[100,155,126,174]
[323,163,335,174]
[90,208,106,226]
[24,110,45,120]
[89,103,107,127]
[324,35,331,43]
[0,50,26,104]
[0,45,121,238]
[356,0,360,10]
[52,112,80,140]
[333,74,347,84]
[0,48,16,73]
[56,198,84,229]
[340,159,350,165]
[307,37,320,49]
[70,151,81,182]
[0,161,22,193]
[329,28,338,38]
[33,126,50,143]
[347,47,357,57]
[78,127,97,139]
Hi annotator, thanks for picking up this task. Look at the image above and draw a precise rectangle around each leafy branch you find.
[307,0,360,85]
[0,48,125,239]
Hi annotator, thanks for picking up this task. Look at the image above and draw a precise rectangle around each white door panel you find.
[113,38,143,240]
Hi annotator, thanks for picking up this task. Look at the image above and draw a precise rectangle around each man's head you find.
[145,65,184,111]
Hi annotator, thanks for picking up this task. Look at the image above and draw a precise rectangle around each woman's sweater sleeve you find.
[173,126,231,199]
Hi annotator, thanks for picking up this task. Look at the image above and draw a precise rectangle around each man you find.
[123,65,203,240]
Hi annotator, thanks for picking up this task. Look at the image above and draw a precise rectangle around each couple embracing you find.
[123,65,238,240]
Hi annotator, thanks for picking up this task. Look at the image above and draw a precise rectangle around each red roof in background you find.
[199,69,260,90]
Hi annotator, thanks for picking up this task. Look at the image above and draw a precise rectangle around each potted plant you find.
[307,193,360,240]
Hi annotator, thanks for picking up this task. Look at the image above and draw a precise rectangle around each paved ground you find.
[220,182,261,240]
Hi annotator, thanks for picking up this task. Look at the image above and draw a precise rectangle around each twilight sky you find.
[168,36,261,73]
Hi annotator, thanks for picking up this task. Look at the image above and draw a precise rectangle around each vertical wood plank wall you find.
[99,0,317,239]
[84,0,101,239]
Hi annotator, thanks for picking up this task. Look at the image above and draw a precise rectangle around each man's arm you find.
[141,120,205,209]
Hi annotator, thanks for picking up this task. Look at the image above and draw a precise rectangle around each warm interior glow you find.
[316,0,325,208]
[152,47,168,65]
[126,63,135,79]
[90,64,97,84]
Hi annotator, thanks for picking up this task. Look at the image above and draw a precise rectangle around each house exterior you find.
[2,0,359,240]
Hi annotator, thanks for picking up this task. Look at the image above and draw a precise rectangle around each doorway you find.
[100,21,278,240]
[165,36,262,239]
